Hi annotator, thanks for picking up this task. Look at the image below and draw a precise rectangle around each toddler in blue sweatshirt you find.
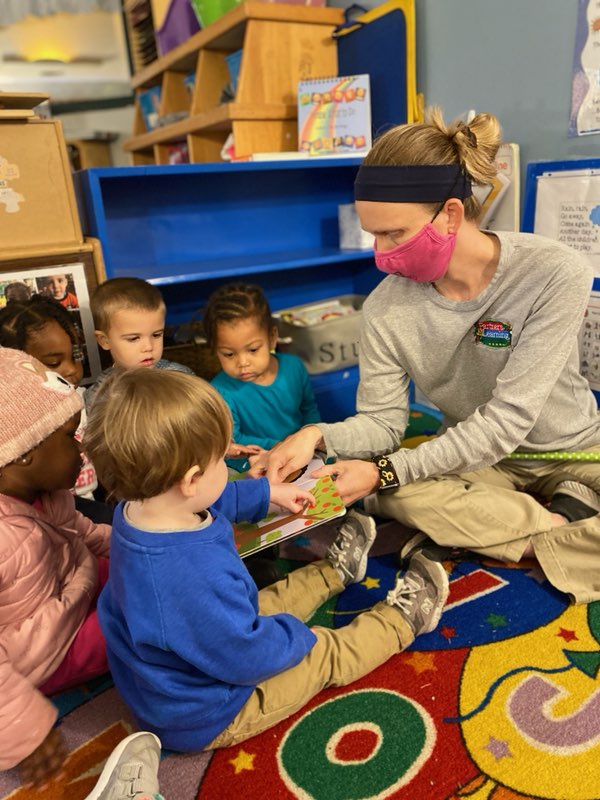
[84,367,449,753]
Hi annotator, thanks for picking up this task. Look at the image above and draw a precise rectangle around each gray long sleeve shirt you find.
[319,231,600,486]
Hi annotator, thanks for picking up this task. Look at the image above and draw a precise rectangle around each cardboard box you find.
[0,118,83,256]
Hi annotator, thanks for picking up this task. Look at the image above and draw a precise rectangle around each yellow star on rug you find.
[229,748,256,774]
[403,651,438,674]
[361,576,380,589]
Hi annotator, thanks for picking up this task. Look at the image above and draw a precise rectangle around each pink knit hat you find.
[0,347,82,468]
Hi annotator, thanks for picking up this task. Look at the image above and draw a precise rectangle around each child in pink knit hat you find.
[0,347,111,788]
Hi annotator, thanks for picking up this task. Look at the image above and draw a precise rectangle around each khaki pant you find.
[207,559,414,749]
[368,445,600,604]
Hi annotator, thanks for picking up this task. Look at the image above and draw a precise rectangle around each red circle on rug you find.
[334,728,379,762]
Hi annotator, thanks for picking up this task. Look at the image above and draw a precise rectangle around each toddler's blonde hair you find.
[364,107,502,220]
[84,368,232,501]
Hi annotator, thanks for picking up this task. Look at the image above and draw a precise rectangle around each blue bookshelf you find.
[74,159,381,420]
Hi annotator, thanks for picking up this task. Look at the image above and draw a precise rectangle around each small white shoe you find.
[84,731,162,800]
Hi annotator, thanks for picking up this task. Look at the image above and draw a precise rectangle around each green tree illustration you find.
[235,475,344,555]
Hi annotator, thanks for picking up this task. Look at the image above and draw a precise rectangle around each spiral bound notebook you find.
[297,74,371,157]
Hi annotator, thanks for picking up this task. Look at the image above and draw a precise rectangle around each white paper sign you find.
[580,290,600,390]
[533,171,600,275]
[570,0,600,136]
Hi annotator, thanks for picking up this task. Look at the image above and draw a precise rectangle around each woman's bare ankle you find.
[521,542,535,558]
[550,512,568,527]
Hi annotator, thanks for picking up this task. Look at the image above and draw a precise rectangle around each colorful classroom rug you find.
[1,522,599,800]
[2,412,599,800]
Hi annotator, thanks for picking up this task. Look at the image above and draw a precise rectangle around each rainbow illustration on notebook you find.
[234,457,346,557]
[297,74,371,157]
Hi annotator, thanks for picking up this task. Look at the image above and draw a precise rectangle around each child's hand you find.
[269,483,316,513]
[226,442,264,459]
[248,448,270,476]
[18,727,68,788]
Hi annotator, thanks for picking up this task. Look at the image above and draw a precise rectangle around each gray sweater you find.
[84,358,194,412]
[319,231,600,486]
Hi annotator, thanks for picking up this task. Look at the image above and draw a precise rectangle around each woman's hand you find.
[269,483,317,514]
[18,727,68,788]
[248,426,323,481]
[312,459,380,506]
[226,442,264,459]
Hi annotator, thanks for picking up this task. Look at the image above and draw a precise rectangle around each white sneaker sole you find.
[83,731,161,800]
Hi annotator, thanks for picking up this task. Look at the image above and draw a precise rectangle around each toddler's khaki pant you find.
[207,559,414,749]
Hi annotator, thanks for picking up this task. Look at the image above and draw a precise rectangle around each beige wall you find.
[0,11,130,101]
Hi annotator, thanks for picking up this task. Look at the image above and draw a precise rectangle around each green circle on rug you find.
[278,689,434,799]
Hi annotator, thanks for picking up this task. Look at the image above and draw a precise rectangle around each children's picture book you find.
[138,86,162,131]
[226,49,243,95]
[297,74,371,157]
[473,173,511,229]
[233,457,346,557]
[473,143,520,232]
[183,71,196,97]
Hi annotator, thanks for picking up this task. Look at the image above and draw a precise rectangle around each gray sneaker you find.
[386,551,450,635]
[84,731,162,800]
[549,480,600,523]
[399,531,471,568]
[326,508,377,585]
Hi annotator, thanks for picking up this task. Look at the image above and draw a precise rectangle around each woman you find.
[254,107,600,604]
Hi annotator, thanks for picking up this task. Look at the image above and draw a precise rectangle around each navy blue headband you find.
[354,164,473,203]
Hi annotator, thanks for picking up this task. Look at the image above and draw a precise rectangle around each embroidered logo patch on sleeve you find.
[474,320,512,348]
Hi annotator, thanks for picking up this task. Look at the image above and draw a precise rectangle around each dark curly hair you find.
[202,283,274,350]
[0,294,82,357]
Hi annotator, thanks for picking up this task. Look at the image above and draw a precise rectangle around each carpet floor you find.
[2,518,598,800]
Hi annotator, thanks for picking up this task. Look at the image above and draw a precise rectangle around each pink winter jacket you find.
[0,490,110,770]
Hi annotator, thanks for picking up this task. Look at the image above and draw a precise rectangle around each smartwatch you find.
[371,454,400,493]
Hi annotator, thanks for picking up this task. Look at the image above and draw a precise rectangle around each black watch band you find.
[371,454,400,493]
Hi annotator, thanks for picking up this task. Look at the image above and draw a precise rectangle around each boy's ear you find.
[179,465,202,498]
[269,325,278,350]
[95,330,111,351]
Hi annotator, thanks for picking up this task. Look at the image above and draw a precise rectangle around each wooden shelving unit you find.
[123,1,343,164]
[75,159,376,420]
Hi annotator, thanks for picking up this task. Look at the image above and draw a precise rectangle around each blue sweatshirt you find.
[97,478,317,751]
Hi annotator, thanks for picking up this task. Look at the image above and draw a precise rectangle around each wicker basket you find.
[163,342,221,381]
[163,320,221,381]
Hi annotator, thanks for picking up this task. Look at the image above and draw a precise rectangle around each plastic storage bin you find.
[156,0,201,55]
[276,294,365,375]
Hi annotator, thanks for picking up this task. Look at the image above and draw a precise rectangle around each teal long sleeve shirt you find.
[212,352,321,451]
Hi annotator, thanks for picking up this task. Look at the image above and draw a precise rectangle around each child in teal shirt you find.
[204,284,320,464]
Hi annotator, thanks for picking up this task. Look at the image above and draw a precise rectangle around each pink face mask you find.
[374,223,456,282]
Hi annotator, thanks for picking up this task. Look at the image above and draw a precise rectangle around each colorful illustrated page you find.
[234,457,345,557]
